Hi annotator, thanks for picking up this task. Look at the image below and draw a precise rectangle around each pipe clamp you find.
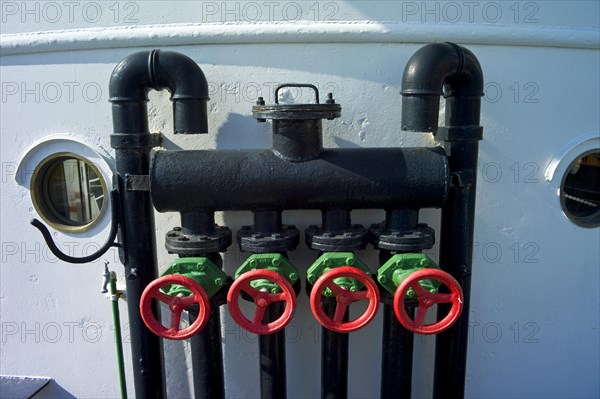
[436,126,483,142]
[125,174,150,191]
[110,133,162,149]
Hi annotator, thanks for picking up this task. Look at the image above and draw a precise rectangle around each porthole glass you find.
[31,153,107,232]
[560,150,600,228]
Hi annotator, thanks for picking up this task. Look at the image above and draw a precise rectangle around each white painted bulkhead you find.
[1,1,598,398]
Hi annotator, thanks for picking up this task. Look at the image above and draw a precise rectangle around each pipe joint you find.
[401,42,483,133]
[109,50,209,134]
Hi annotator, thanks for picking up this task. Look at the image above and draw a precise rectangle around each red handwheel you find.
[140,274,210,340]
[227,269,296,335]
[394,268,464,335]
[310,266,380,333]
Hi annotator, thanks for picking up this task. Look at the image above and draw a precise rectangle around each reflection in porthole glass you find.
[32,154,107,232]
[560,151,600,228]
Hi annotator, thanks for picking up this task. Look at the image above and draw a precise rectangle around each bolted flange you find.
[252,83,341,162]
[252,84,341,121]
[369,222,435,252]
[305,224,369,252]
[237,224,300,253]
[166,225,232,255]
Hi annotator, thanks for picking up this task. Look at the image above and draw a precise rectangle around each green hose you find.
[109,271,128,399]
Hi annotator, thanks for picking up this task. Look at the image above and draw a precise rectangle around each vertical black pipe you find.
[189,298,225,399]
[321,299,349,399]
[400,43,483,398]
[111,102,165,399]
[250,210,288,399]
[272,119,323,162]
[385,209,418,230]
[322,209,351,232]
[179,215,226,399]
[254,210,282,234]
[109,49,210,398]
[259,301,287,399]
[379,209,418,398]
[433,140,480,398]
[381,300,415,398]
[187,252,225,399]
[181,211,216,235]
[319,209,351,399]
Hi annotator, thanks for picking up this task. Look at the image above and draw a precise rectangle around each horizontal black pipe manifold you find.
[151,147,450,212]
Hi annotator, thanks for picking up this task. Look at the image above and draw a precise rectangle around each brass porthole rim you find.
[31,152,109,234]
[559,149,600,229]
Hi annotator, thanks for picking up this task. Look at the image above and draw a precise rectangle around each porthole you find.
[560,150,600,228]
[31,153,108,233]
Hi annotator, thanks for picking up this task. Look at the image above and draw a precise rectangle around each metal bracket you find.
[125,174,150,191]
[110,133,162,149]
[436,126,483,142]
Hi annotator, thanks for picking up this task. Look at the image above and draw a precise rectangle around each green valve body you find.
[234,253,299,293]
[307,252,371,297]
[377,253,440,298]
[161,257,227,298]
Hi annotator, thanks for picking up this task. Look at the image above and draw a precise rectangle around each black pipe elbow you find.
[109,51,154,103]
[109,50,209,134]
[401,42,483,133]
[152,50,210,134]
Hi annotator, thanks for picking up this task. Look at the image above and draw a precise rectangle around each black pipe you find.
[401,42,482,134]
[189,302,225,399]
[151,147,449,212]
[109,49,209,134]
[242,210,289,399]
[184,248,226,399]
[180,210,226,399]
[272,119,323,162]
[321,298,349,399]
[181,211,216,236]
[259,301,287,399]
[108,49,210,398]
[322,209,351,232]
[378,209,419,398]
[112,141,165,399]
[316,209,352,399]
[385,208,418,230]
[110,136,164,399]
[433,140,479,398]
[400,42,483,398]
[254,210,283,234]
[381,299,415,398]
